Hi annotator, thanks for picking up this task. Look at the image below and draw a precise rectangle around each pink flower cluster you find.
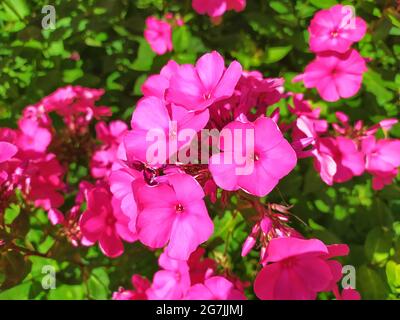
[98,51,298,263]
[294,5,368,102]
[290,94,400,189]
[113,248,247,300]
[0,85,115,231]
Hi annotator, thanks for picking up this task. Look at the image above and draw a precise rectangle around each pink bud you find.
[241,236,256,257]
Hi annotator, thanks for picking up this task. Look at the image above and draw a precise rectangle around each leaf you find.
[0,251,32,290]
[264,46,292,64]
[87,267,110,300]
[364,227,392,266]
[47,284,85,300]
[172,26,191,52]
[0,282,31,299]
[363,69,394,105]
[131,39,156,71]
[386,260,400,293]
[357,265,388,300]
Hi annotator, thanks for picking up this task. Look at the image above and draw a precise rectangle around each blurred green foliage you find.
[0,0,399,300]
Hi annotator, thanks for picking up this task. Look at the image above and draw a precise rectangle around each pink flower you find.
[0,141,17,184]
[254,237,349,300]
[192,0,228,18]
[142,60,180,100]
[192,0,246,18]
[134,172,214,260]
[187,247,216,284]
[362,136,400,190]
[0,141,17,163]
[166,51,242,111]
[294,49,367,102]
[90,121,128,179]
[209,115,297,197]
[316,136,365,184]
[146,252,191,300]
[17,119,52,153]
[227,0,246,12]
[144,16,173,55]
[113,275,150,300]
[124,96,209,167]
[185,276,246,300]
[309,5,367,53]
[337,288,361,300]
[79,187,137,258]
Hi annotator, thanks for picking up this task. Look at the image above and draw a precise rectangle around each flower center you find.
[175,203,184,213]
[106,215,116,226]
[203,92,212,100]
[330,30,339,38]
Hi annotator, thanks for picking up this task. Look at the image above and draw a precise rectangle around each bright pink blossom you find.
[192,0,246,18]
[166,51,242,111]
[185,276,246,300]
[254,237,349,300]
[209,115,297,197]
[0,141,17,163]
[113,275,150,300]
[309,4,367,53]
[90,120,128,179]
[124,96,209,167]
[17,119,51,153]
[134,173,214,260]
[80,187,137,258]
[142,60,180,100]
[363,136,400,190]
[144,16,173,55]
[146,252,191,300]
[294,49,367,102]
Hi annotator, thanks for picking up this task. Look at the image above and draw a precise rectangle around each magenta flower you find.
[309,4,367,53]
[0,141,17,164]
[142,60,180,100]
[317,136,365,183]
[17,119,52,153]
[146,252,191,300]
[254,237,348,300]
[134,173,214,260]
[144,16,173,55]
[185,276,246,300]
[166,51,242,111]
[209,115,297,197]
[295,49,367,102]
[0,141,17,184]
[124,96,209,167]
[362,136,400,190]
[113,275,150,300]
[80,187,137,258]
[90,120,128,179]
[192,0,246,18]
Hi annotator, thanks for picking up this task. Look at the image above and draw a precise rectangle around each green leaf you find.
[264,46,292,64]
[131,39,156,71]
[357,265,388,300]
[364,228,392,266]
[172,26,191,52]
[47,284,85,300]
[0,282,31,299]
[87,267,110,300]
[363,69,394,105]
[386,260,400,293]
